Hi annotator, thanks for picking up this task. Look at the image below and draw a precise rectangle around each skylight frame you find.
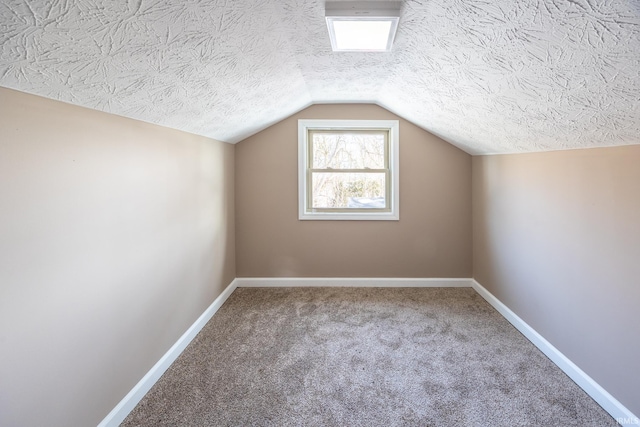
[325,2,400,52]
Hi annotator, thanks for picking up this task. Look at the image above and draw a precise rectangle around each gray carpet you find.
[121,287,617,426]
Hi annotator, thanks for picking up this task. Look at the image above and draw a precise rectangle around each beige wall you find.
[472,146,640,416]
[0,88,235,427]
[6,86,635,424]
[235,104,472,278]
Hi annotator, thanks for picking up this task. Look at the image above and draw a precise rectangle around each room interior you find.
[0,1,638,426]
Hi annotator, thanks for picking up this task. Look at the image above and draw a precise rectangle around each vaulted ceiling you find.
[1,0,639,154]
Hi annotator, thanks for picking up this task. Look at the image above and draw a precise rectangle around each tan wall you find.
[472,146,640,416]
[0,88,235,427]
[235,104,472,278]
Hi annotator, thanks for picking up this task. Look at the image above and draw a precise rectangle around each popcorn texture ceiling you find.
[1,0,639,154]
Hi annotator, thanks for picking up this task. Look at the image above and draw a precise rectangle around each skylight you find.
[325,2,400,52]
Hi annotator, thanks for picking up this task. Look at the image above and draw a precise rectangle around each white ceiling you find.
[1,0,639,154]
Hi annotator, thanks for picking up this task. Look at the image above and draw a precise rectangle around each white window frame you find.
[298,119,399,221]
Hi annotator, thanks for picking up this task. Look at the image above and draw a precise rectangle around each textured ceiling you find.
[1,0,639,154]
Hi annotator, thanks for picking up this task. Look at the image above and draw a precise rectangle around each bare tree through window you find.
[310,131,387,209]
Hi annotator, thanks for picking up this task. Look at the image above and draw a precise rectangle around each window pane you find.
[311,172,386,209]
[311,132,385,169]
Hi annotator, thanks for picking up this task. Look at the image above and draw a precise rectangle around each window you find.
[325,2,400,52]
[298,119,399,220]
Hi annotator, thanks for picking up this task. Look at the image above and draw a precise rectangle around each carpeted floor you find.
[121,287,617,426]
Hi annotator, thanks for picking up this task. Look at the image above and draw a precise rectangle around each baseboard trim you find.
[471,279,637,427]
[97,279,239,427]
[99,277,637,427]
[235,277,473,288]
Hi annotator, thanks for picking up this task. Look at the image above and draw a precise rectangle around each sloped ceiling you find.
[1,0,639,154]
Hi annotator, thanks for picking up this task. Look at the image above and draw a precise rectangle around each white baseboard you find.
[235,277,473,288]
[471,279,638,427]
[97,279,239,427]
[98,277,637,427]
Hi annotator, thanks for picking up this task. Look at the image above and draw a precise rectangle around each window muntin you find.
[298,120,399,220]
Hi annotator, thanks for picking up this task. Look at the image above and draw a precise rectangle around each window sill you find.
[299,211,399,221]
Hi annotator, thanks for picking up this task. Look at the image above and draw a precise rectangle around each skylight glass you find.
[331,20,394,51]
